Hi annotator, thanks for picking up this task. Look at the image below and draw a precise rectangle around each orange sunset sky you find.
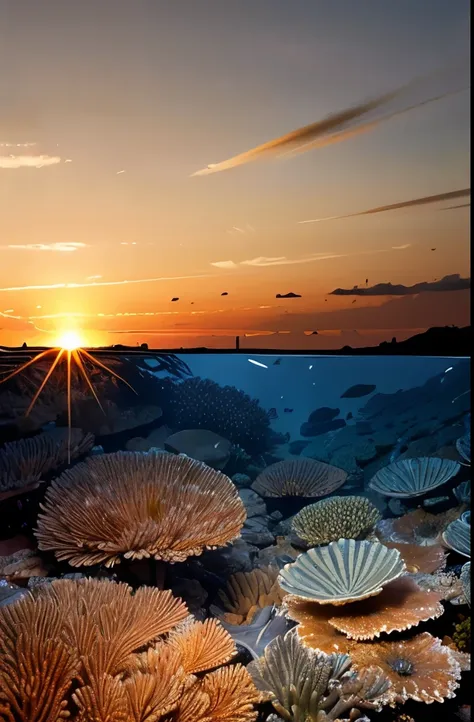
[0,1,470,350]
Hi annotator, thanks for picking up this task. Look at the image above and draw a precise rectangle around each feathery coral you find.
[0,428,94,500]
[211,567,285,625]
[291,495,381,546]
[35,450,246,567]
[251,458,347,498]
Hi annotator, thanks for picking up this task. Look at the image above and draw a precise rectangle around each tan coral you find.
[286,576,444,647]
[382,541,447,573]
[211,567,286,625]
[0,428,95,501]
[292,495,381,546]
[251,458,347,498]
[349,632,463,706]
[0,548,50,581]
[376,506,464,546]
[35,450,246,567]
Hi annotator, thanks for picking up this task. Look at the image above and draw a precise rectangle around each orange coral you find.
[212,567,285,625]
[35,451,246,567]
[382,541,447,573]
[376,507,464,546]
[0,578,259,722]
[349,632,463,705]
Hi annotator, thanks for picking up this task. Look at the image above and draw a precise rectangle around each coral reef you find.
[155,377,272,454]
[35,450,246,566]
[291,495,381,546]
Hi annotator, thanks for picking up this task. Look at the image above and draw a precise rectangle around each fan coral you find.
[454,480,471,505]
[369,457,460,498]
[286,576,444,647]
[248,630,392,721]
[156,376,271,454]
[278,539,405,605]
[349,632,463,706]
[0,428,95,501]
[251,458,347,498]
[382,541,447,573]
[456,431,471,465]
[376,506,464,546]
[0,578,259,722]
[210,567,285,625]
[35,450,246,567]
[291,496,381,546]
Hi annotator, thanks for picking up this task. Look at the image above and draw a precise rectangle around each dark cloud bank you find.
[330,274,470,297]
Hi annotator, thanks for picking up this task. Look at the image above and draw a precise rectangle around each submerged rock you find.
[239,489,267,518]
[300,418,346,437]
[164,429,232,470]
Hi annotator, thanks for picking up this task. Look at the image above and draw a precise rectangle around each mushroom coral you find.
[252,458,347,498]
[0,578,259,722]
[35,450,246,567]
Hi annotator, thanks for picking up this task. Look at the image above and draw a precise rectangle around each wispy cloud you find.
[392,244,412,250]
[1,242,88,252]
[0,273,211,293]
[329,274,470,297]
[86,275,102,280]
[0,154,61,169]
[299,188,471,224]
[211,246,409,270]
[0,142,36,148]
[191,64,468,176]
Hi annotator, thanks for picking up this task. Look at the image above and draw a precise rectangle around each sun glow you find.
[55,330,84,351]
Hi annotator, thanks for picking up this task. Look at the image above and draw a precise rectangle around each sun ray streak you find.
[73,349,105,414]
[0,348,57,383]
[25,349,65,416]
[80,349,138,395]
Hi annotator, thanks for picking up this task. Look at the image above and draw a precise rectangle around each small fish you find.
[431,248,436,251]
[268,408,278,420]
[171,297,179,302]
[283,408,293,413]
[273,358,282,365]
[221,291,228,296]
[351,299,357,304]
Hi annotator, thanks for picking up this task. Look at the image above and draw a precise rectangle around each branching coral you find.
[0,428,95,501]
[0,578,260,722]
[292,496,381,546]
[156,376,271,454]
[248,630,392,721]
[251,458,347,499]
[210,566,285,625]
[35,450,246,567]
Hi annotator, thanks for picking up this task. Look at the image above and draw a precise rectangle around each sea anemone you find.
[35,450,246,567]
[278,539,405,605]
[291,495,381,546]
[251,458,347,498]
[156,376,271,454]
[369,457,460,498]
[349,632,463,705]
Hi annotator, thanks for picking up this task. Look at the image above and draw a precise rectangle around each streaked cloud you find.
[86,275,102,280]
[0,272,211,293]
[1,242,88,252]
[299,188,471,224]
[211,246,409,270]
[329,274,470,297]
[392,244,412,250]
[0,142,36,148]
[191,64,468,176]
[0,154,61,169]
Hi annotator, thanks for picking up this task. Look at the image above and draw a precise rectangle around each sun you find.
[55,330,85,351]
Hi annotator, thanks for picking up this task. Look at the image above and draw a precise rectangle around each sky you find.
[0,0,470,349]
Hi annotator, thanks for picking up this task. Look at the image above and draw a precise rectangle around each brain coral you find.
[292,495,381,546]
[156,377,271,454]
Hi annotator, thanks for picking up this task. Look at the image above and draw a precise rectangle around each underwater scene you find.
[0,350,470,722]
